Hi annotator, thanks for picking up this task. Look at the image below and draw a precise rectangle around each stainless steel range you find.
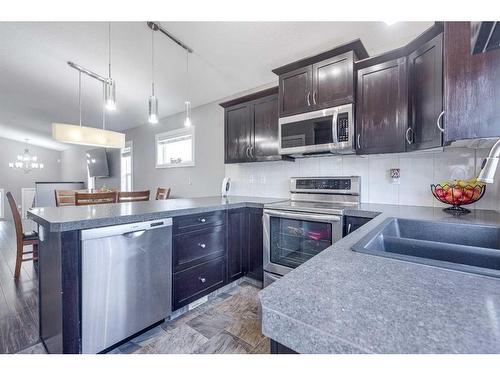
[263,176,360,287]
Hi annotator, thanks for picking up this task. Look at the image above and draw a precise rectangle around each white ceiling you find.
[0,21,433,150]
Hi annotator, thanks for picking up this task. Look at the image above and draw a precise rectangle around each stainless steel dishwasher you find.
[81,218,172,354]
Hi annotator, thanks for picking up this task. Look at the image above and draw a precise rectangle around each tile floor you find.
[17,281,269,354]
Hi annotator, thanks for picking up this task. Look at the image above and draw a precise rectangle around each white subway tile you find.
[399,153,434,207]
[342,155,370,202]
[318,156,343,176]
[368,156,399,205]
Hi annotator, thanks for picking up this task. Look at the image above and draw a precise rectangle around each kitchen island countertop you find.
[259,203,500,354]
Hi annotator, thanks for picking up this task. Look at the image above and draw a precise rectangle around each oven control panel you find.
[291,176,360,195]
[295,178,351,190]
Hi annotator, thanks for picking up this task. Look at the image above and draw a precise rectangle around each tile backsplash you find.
[225,148,500,211]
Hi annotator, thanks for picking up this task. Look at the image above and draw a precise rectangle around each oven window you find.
[281,115,333,149]
[270,217,332,269]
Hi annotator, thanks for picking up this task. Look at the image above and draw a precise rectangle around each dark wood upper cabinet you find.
[224,103,252,163]
[273,40,368,118]
[252,94,280,159]
[312,52,354,110]
[221,87,292,164]
[356,57,408,155]
[407,33,443,151]
[279,66,313,117]
[444,22,500,144]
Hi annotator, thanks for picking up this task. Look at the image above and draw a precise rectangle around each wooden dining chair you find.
[117,190,150,203]
[156,187,171,200]
[55,189,77,207]
[75,191,117,206]
[6,192,39,280]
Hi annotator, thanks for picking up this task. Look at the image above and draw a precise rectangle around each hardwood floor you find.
[0,220,40,354]
[0,219,268,354]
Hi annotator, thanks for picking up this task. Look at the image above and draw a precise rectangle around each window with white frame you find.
[121,141,133,192]
[155,127,195,168]
[0,189,4,219]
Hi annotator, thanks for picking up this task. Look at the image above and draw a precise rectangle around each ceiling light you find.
[184,101,191,127]
[9,139,44,173]
[184,50,192,127]
[148,29,159,124]
[53,65,125,149]
[104,22,117,111]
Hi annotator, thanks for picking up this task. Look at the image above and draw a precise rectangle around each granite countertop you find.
[27,196,285,232]
[259,204,500,354]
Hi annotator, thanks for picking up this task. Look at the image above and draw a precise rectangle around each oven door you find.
[263,209,342,276]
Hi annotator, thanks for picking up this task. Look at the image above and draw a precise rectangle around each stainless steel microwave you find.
[278,103,354,156]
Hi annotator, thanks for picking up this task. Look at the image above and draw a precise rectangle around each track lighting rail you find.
[67,61,112,85]
[147,21,194,53]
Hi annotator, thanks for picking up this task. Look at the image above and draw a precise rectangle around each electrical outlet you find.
[390,168,400,185]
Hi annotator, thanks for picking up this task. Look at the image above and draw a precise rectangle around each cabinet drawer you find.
[172,257,226,310]
[173,210,226,234]
[173,225,226,272]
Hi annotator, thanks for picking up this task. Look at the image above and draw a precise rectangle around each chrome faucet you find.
[478,138,500,183]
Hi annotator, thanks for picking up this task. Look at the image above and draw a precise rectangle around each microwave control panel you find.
[337,112,350,142]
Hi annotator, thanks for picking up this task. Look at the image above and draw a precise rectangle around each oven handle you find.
[264,209,341,223]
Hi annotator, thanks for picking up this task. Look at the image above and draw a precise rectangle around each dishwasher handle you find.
[122,230,147,238]
[81,218,173,241]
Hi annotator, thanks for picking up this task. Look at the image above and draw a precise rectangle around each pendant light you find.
[53,67,125,149]
[104,22,116,111]
[148,29,159,124]
[184,50,191,127]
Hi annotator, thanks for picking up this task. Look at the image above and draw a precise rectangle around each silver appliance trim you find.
[263,209,342,277]
[278,104,354,156]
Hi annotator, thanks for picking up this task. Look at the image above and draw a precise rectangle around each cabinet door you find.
[246,208,263,282]
[225,103,252,163]
[407,34,443,151]
[312,51,354,110]
[444,22,500,143]
[356,57,408,155]
[227,208,247,282]
[252,94,279,159]
[279,66,313,117]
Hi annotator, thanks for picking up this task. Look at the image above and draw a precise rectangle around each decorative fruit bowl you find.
[431,178,486,215]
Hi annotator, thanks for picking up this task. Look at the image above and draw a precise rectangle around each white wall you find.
[0,137,62,220]
[125,101,225,198]
[225,148,500,211]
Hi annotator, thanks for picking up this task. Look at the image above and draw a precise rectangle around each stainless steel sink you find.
[352,218,500,278]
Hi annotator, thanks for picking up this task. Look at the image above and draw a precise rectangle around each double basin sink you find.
[352,218,500,278]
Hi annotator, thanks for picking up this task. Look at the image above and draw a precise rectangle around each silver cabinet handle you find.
[405,127,413,144]
[357,134,361,149]
[198,218,206,223]
[306,92,311,106]
[347,223,352,235]
[198,243,206,249]
[245,145,250,159]
[199,277,206,283]
[437,111,444,133]
[250,145,255,158]
[313,91,317,105]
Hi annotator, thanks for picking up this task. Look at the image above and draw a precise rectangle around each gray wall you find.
[0,137,62,220]
[60,145,121,189]
[125,101,225,198]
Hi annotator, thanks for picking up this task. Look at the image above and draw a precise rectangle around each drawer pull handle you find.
[198,218,206,223]
[198,243,206,249]
[199,277,206,283]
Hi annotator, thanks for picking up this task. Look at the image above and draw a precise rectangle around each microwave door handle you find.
[331,109,340,147]
[264,209,341,223]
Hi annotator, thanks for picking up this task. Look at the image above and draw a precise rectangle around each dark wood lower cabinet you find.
[227,208,247,282]
[172,257,226,311]
[246,208,264,282]
[270,339,298,354]
[172,207,264,311]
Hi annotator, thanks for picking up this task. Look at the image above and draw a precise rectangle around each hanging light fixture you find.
[148,29,159,124]
[9,139,44,173]
[184,50,191,127]
[52,63,125,149]
[104,22,116,111]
